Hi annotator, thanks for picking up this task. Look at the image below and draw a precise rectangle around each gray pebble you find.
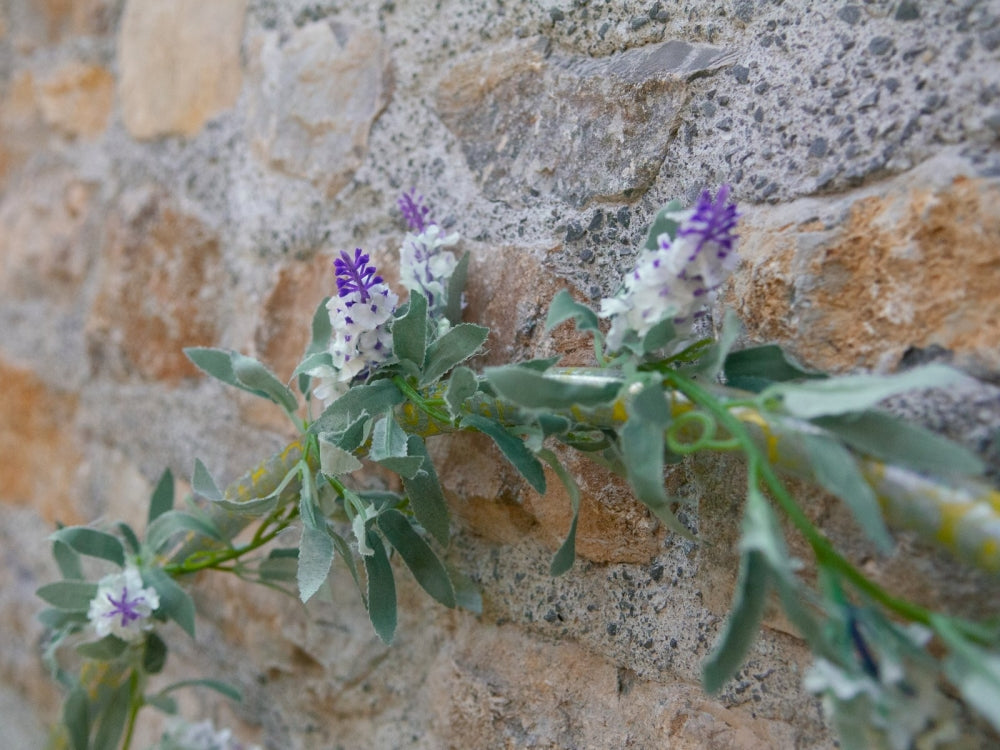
[894,1,920,21]
[808,138,829,158]
[869,36,895,56]
[837,5,862,25]
[732,65,750,84]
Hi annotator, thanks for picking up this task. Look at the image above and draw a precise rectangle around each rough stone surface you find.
[86,189,227,382]
[36,62,113,138]
[437,38,735,207]
[118,0,246,139]
[247,21,391,197]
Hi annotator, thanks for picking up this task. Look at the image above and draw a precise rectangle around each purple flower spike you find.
[398,188,433,233]
[678,184,740,256]
[334,248,383,303]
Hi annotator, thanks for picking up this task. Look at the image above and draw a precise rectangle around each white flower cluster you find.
[310,248,398,406]
[600,186,740,351]
[399,223,460,321]
[87,566,159,643]
[152,718,261,750]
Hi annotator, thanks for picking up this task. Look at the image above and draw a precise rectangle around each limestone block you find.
[0,359,84,525]
[118,0,246,139]
[727,151,1000,377]
[247,21,392,197]
[37,62,113,137]
[436,38,735,207]
[86,189,227,382]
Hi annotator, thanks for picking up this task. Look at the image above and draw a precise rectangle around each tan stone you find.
[11,0,111,43]
[0,171,96,298]
[0,71,43,187]
[728,154,1000,376]
[247,21,391,196]
[0,359,84,525]
[37,62,113,137]
[87,190,226,382]
[118,0,246,139]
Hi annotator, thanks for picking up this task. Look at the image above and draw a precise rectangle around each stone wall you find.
[2,0,999,747]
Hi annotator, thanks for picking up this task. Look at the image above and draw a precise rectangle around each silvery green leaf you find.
[259,548,298,583]
[75,635,128,661]
[539,449,581,576]
[683,308,741,380]
[185,347,289,406]
[400,435,450,547]
[52,540,84,580]
[393,290,428,367]
[419,323,489,386]
[935,615,1000,733]
[643,199,685,250]
[620,383,693,539]
[50,528,125,568]
[143,631,167,674]
[191,459,222,501]
[445,366,478,420]
[364,531,397,644]
[319,435,363,476]
[444,252,470,326]
[298,297,333,394]
[116,522,141,555]
[484,365,621,410]
[330,531,366,606]
[702,550,770,693]
[800,433,893,553]
[63,685,90,750]
[291,350,333,381]
[231,352,298,412]
[370,414,424,478]
[297,525,335,603]
[148,468,174,524]
[447,564,482,614]
[640,317,676,354]
[145,511,223,553]
[545,289,601,335]
[144,568,195,638]
[462,414,546,494]
[36,581,99,612]
[378,509,456,608]
[310,379,405,434]
[155,678,242,702]
[724,344,826,393]
[763,363,969,419]
[298,464,323,532]
[813,410,984,477]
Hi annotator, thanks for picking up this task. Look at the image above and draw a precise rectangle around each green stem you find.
[164,509,297,576]
[664,370,934,627]
[392,375,452,425]
[121,670,143,750]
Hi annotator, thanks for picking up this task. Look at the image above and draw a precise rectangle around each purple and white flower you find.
[87,566,160,643]
[310,249,398,406]
[397,190,461,324]
[600,185,740,351]
[153,718,261,750]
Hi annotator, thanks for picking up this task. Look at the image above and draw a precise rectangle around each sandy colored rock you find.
[37,62,113,137]
[118,0,246,138]
[0,359,84,525]
[437,38,734,207]
[87,189,226,382]
[0,70,43,187]
[247,21,391,196]
[728,152,1000,376]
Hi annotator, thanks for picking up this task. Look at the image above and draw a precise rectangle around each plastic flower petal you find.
[398,188,433,233]
[87,566,160,643]
[153,718,261,750]
[399,223,460,315]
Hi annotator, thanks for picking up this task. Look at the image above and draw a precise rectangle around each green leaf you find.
[394,290,428,366]
[484,365,622,410]
[620,383,693,539]
[116,522,141,555]
[298,464,322,531]
[813,410,984,477]
[363,531,397,644]
[684,308,742,381]
[764,363,969,419]
[209,492,280,516]
[319,435,363,476]
[63,685,90,750]
[643,199,684,250]
[800,433,893,553]
[724,344,825,392]
[640,317,676,354]
[231,352,298,412]
[462,413,546,494]
[37,581,99,612]
[291,350,333,382]
[191,459,222,501]
[148,469,174,524]
[310,379,406,434]
[935,615,1000,733]
[545,289,601,334]
[378,509,456,608]
[306,297,333,355]
[50,528,125,568]
[330,531,366,606]
[156,678,242,702]
[539,450,581,576]
[702,550,770,693]
[400,435,450,547]
[52,539,84,580]
[92,678,130,750]
[144,694,178,714]
[370,415,425,479]
[445,252,470,326]
[76,635,128,661]
[38,607,89,630]
[420,323,489,386]
[144,568,195,638]
[184,346,242,389]
[297,525,335,603]
[143,631,168,674]
[259,548,299,583]
[145,510,223,554]
[445,366,479,420]
[447,564,483,614]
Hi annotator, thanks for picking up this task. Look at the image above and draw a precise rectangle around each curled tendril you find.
[666,410,740,453]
